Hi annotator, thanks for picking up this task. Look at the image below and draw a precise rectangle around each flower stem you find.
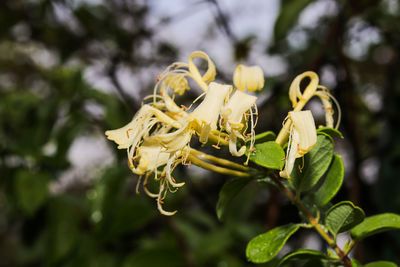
[187,154,250,177]
[267,170,353,267]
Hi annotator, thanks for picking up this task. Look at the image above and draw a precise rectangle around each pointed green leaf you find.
[246,224,300,263]
[274,0,315,41]
[350,213,400,241]
[306,154,344,207]
[253,131,276,144]
[278,249,326,266]
[249,141,285,170]
[325,201,365,236]
[364,261,398,267]
[216,177,251,221]
[317,127,343,139]
[290,134,334,192]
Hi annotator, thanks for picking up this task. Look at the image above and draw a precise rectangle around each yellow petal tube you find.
[279,110,317,179]
[188,51,216,92]
[233,64,264,92]
[190,82,231,143]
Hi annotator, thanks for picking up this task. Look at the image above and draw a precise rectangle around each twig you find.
[266,169,353,267]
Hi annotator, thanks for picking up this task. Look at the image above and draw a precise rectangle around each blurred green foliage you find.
[1,0,400,266]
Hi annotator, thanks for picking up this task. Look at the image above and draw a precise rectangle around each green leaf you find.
[248,141,285,170]
[253,131,276,144]
[350,213,400,241]
[274,0,315,41]
[278,249,326,266]
[15,170,50,215]
[306,154,344,207]
[216,177,251,221]
[364,261,398,267]
[317,127,343,139]
[351,258,363,267]
[246,224,300,263]
[290,134,334,192]
[325,201,365,236]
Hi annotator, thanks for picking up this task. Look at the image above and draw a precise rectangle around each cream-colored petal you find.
[223,90,257,127]
[279,127,299,179]
[188,51,216,92]
[233,64,264,92]
[134,142,170,174]
[157,183,177,216]
[166,155,185,187]
[289,71,319,109]
[190,82,231,130]
[228,131,246,157]
[289,110,317,158]
[105,104,181,149]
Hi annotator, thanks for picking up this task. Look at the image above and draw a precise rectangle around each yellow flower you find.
[105,104,181,150]
[190,82,231,143]
[233,64,264,92]
[279,110,317,179]
[222,90,257,156]
[105,51,262,216]
[276,71,341,146]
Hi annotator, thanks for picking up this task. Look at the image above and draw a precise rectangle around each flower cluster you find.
[105,51,264,215]
[277,71,341,179]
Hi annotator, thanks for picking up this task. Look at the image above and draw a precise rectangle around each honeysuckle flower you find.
[105,104,181,150]
[222,90,257,157]
[190,82,231,143]
[233,64,265,92]
[279,110,317,179]
[154,51,217,115]
[276,71,341,146]
[106,51,263,216]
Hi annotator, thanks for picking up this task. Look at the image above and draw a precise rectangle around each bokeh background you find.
[1,0,400,266]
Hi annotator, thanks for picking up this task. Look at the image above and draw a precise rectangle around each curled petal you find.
[164,73,190,95]
[289,71,319,108]
[157,183,177,216]
[166,155,185,187]
[228,131,246,157]
[188,51,216,92]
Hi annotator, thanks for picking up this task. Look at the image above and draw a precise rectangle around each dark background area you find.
[0,0,400,266]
